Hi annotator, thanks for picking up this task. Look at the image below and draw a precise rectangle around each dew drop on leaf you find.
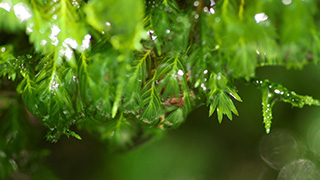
[0,1,11,12]
[13,3,32,22]
[203,7,209,13]
[209,8,215,14]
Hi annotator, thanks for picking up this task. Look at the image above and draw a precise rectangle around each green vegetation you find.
[1,0,320,178]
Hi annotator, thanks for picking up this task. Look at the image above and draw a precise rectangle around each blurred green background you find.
[25,64,320,180]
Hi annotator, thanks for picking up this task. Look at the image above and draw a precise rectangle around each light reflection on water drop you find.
[0,0,11,12]
[210,0,216,6]
[203,7,208,13]
[80,34,91,51]
[254,12,268,23]
[282,0,292,5]
[259,129,301,170]
[209,8,215,14]
[193,1,199,7]
[177,69,184,76]
[0,151,6,158]
[26,23,34,33]
[40,40,47,46]
[49,25,61,46]
[277,159,320,180]
[151,35,157,40]
[13,3,32,22]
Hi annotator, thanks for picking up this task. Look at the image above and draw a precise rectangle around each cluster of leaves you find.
[1,0,320,176]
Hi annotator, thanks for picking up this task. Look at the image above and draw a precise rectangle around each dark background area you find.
[40,64,320,180]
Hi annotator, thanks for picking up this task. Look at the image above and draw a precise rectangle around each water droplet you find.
[105,21,111,26]
[27,23,34,33]
[203,7,209,13]
[204,70,208,74]
[274,89,281,94]
[282,0,292,5]
[194,14,199,19]
[73,75,78,82]
[266,128,270,134]
[259,130,301,170]
[49,25,61,46]
[201,83,207,90]
[40,40,47,46]
[13,3,32,22]
[209,8,215,14]
[63,110,68,115]
[0,151,6,158]
[254,12,268,23]
[177,69,184,76]
[49,81,60,91]
[256,49,260,55]
[166,29,171,34]
[193,1,199,7]
[72,0,80,8]
[63,38,78,49]
[0,1,12,12]
[151,35,157,41]
[215,17,220,22]
[210,0,216,6]
[1,47,5,52]
[9,159,18,171]
[52,14,57,20]
[277,159,320,180]
[59,47,73,60]
[80,34,91,51]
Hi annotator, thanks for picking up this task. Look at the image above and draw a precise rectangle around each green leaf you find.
[27,0,89,62]
[0,0,29,32]
[208,90,240,123]
[254,79,320,134]
[84,0,144,50]
[141,71,163,123]
[0,45,17,80]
